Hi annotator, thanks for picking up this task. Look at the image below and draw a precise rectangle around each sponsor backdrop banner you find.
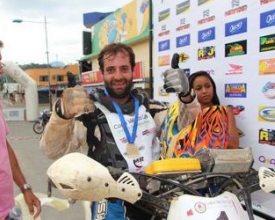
[153,0,275,216]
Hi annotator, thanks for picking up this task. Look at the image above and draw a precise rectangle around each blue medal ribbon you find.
[104,89,139,144]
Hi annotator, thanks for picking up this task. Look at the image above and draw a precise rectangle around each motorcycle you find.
[33,109,51,134]
[46,148,275,220]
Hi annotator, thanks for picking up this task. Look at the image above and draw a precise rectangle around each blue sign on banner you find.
[198,27,215,43]
[158,39,170,52]
[225,83,247,98]
[176,34,191,47]
[225,18,247,37]
[260,9,275,29]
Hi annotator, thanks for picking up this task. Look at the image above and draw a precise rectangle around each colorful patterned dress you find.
[161,101,229,158]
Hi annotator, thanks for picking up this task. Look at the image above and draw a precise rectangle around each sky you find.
[0,0,133,65]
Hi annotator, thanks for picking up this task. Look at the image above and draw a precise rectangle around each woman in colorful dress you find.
[161,70,239,158]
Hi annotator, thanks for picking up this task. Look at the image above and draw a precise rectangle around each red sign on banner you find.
[81,61,144,86]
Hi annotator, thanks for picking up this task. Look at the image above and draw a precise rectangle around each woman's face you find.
[192,75,214,108]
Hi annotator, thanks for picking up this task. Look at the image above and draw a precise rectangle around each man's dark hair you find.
[97,43,135,72]
[0,40,3,48]
[188,70,220,105]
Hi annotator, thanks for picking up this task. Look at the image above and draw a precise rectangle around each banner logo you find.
[176,34,191,47]
[260,33,275,52]
[158,9,170,22]
[258,155,275,166]
[225,40,247,57]
[259,128,275,146]
[176,18,191,31]
[226,63,243,75]
[158,24,170,37]
[262,81,275,99]
[158,55,170,67]
[203,9,210,17]
[198,46,215,60]
[260,9,275,29]
[198,0,213,6]
[183,68,191,77]
[261,0,275,5]
[259,58,275,75]
[225,4,247,16]
[158,86,169,96]
[198,9,215,25]
[179,52,189,62]
[158,39,170,52]
[225,83,247,98]
[227,105,245,115]
[225,18,247,37]
[231,0,240,7]
[258,106,275,122]
[176,0,190,14]
[207,69,215,75]
[198,27,215,43]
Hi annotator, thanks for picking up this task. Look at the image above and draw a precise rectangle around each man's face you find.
[103,51,133,98]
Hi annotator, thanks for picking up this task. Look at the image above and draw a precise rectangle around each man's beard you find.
[105,78,133,99]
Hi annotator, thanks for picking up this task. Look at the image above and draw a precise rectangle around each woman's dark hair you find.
[188,70,220,105]
[98,43,135,72]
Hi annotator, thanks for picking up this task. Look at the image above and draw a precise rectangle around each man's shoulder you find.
[149,99,169,112]
[89,88,104,102]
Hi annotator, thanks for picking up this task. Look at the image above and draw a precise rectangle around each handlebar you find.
[47,151,275,220]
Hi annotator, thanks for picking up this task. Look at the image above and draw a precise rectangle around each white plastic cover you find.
[259,167,275,193]
[167,192,249,220]
[47,152,142,204]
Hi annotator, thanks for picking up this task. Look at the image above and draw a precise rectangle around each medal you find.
[105,89,140,158]
[126,143,140,159]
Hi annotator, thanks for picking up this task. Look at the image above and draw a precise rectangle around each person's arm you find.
[225,107,239,149]
[7,141,41,218]
[39,106,80,159]
[40,86,94,159]
[177,93,201,131]
[153,92,200,137]
[149,100,169,134]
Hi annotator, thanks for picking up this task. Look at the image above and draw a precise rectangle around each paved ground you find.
[7,120,85,219]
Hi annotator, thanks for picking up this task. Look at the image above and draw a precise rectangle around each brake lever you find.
[137,191,170,212]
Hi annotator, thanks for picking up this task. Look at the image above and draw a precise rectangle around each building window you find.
[39,75,49,82]
[56,75,64,82]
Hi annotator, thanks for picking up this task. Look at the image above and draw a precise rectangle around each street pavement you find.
[7,120,85,219]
